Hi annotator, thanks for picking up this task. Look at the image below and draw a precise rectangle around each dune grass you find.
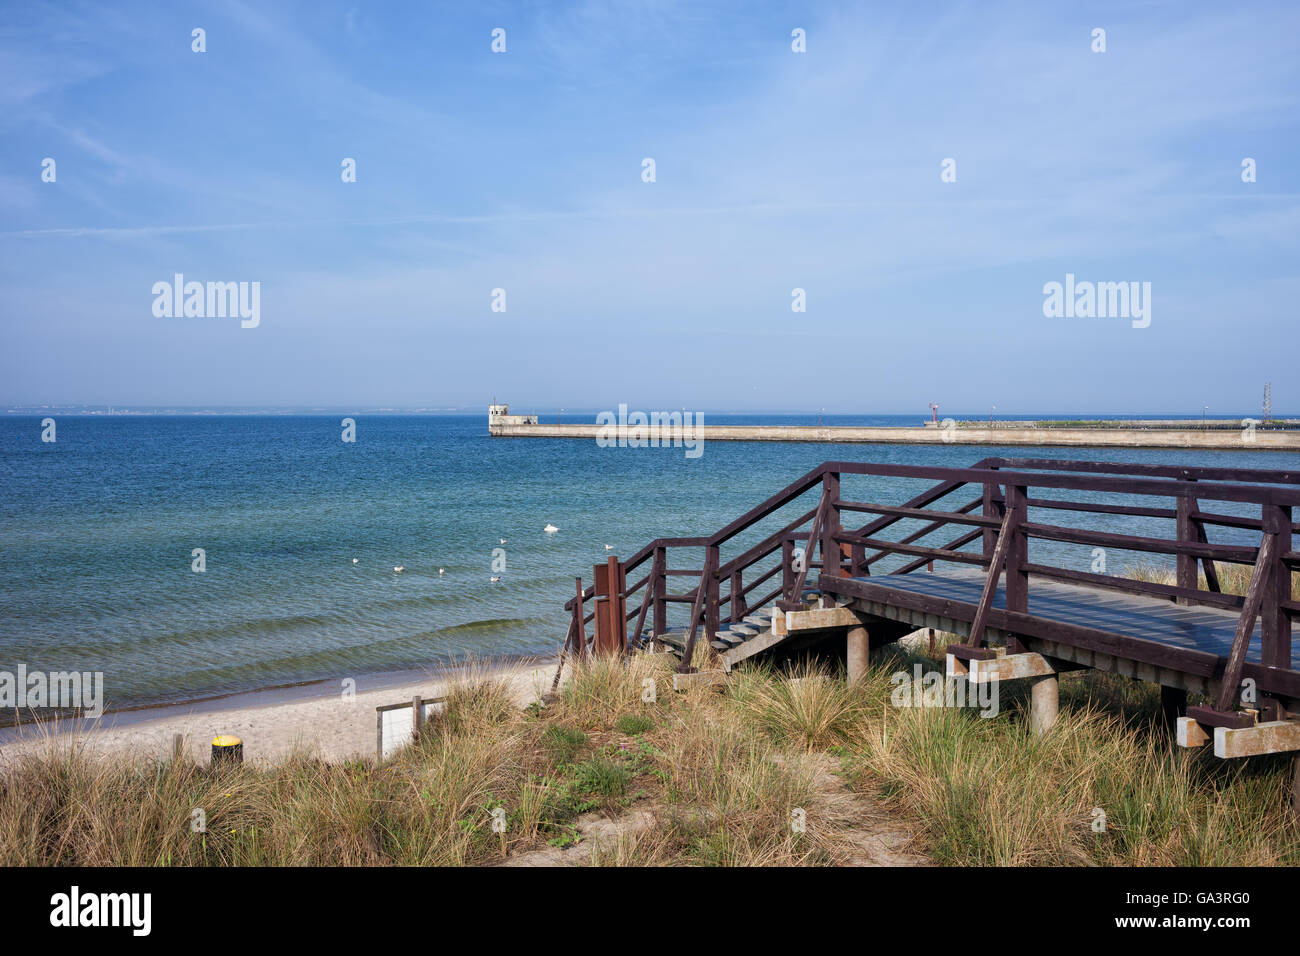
[843,645,1299,866]
[2,642,1297,866]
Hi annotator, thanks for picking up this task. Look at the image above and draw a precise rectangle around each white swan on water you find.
[544,524,559,533]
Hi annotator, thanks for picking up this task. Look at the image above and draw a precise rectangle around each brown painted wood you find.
[966,507,1016,648]
[836,500,1002,528]
[864,497,984,569]
[985,457,1300,485]
[1022,562,1243,610]
[782,490,827,609]
[1262,505,1293,672]
[819,573,1300,700]
[1185,705,1254,730]
[819,460,1300,507]
[893,527,984,575]
[572,577,585,661]
[1020,520,1258,564]
[1215,533,1277,711]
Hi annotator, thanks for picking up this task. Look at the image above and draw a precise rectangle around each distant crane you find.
[1263,383,1272,423]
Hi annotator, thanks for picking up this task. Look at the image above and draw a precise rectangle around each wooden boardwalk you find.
[559,456,1300,806]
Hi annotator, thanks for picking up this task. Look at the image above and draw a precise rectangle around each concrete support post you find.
[846,625,869,684]
[1029,674,1058,735]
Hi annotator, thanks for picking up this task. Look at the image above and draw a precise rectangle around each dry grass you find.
[1125,559,1299,599]
[3,637,1297,867]
[0,655,872,867]
[837,645,1300,866]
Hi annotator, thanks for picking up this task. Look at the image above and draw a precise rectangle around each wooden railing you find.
[562,458,1300,713]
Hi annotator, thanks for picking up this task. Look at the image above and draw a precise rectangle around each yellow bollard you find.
[211,734,243,766]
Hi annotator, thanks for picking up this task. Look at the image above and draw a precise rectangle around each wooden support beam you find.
[1176,716,1212,748]
[784,605,864,633]
[1213,720,1300,759]
[965,651,1057,684]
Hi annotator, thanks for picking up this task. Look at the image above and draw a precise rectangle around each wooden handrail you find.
[558,456,1296,678]
[966,506,1018,648]
[1215,532,1279,711]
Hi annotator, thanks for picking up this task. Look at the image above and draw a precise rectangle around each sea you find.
[2,412,1296,712]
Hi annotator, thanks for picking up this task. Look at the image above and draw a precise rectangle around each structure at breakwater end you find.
[487,406,1300,451]
[558,456,1300,812]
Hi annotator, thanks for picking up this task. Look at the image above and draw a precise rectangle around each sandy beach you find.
[0,659,557,767]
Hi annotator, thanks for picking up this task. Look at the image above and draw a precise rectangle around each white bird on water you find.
[352,558,359,564]
[393,565,405,573]
[500,538,507,545]
[438,568,445,575]
[544,524,559,533]
[604,544,613,550]
[490,576,501,583]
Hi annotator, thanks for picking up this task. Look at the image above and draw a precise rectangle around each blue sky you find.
[1,0,1297,414]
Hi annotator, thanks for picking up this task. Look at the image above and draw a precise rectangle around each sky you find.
[1,0,1297,415]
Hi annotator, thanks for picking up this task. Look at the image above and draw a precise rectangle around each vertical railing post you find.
[572,576,585,661]
[981,474,1003,560]
[652,546,666,640]
[820,471,841,600]
[1176,489,1197,604]
[782,536,795,602]
[1005,484,1029,653]
[704,543,720,640]
[612,556,627,655]
[730,568,746,623]
[1261,503,1293,720]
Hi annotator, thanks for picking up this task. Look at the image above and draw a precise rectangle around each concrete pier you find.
[1029,674,1059,735]
[846,626,869,684]
[488,417,1300,451]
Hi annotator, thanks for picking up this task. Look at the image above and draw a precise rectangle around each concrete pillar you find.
[846,625,869,684]
[1029,674,1058,735]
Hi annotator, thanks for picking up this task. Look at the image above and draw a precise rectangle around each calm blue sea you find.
[2,414,1296,709]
